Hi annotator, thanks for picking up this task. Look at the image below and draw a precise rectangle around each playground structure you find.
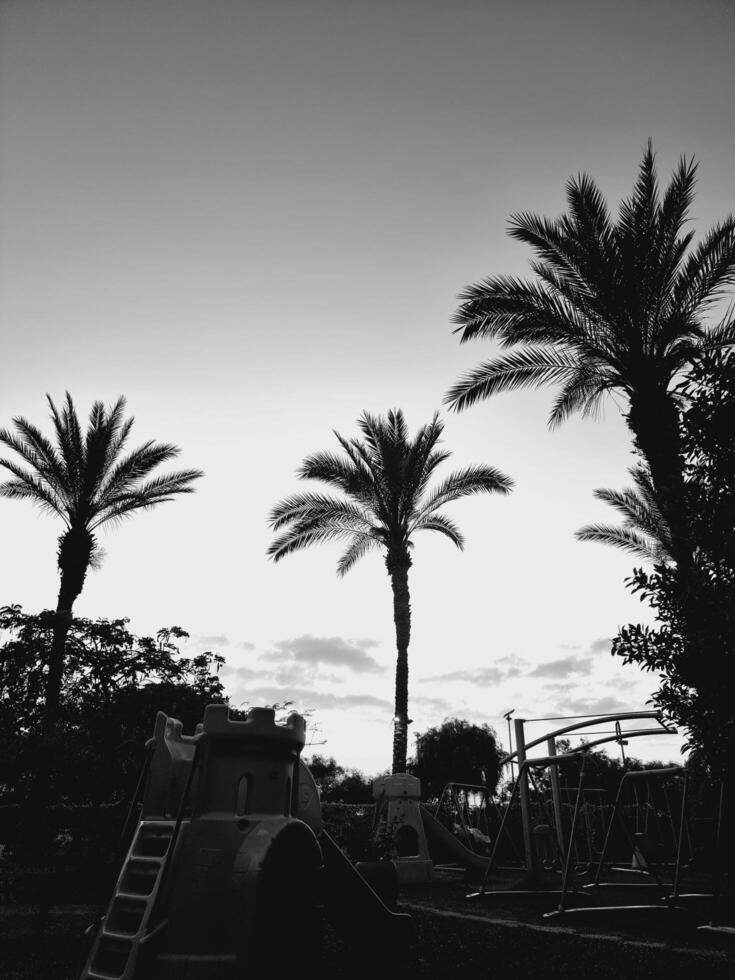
[77,700,730,976]
[81,705,411,980]
[505,711,678,881]
[446,709,730,929]
[372,773,433,883]
[543,764,691,920]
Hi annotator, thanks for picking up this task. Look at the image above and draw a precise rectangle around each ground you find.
[3,868,734,979]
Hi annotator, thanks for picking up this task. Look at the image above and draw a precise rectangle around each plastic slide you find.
[318,829,413,947]
[419,804,492,874]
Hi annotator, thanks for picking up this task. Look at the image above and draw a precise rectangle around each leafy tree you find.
[446,143,735,594]
[0,395,203,737]
[410,718,502,800]
[0,605,225,807]
[549,738,672,798]
[0,394,203,808]
[267,410,513,773]
[613,350,735,775]
[305,755,374,803]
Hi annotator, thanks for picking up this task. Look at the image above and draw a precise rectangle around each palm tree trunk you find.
[627,387,703,670]
[21,575,78,863]
[388,558,412,774]
[627,386,690,562]
[46,529,93,739]
[29,532,90,844]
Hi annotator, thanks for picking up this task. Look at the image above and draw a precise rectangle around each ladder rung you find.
[99,928,142,942]
[116,890,154,902]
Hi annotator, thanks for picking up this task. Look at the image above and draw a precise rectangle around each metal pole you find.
[504,710,515,780]
[514,717,535,877]
[547,737,565,857]
[557,756,586,912]
[671,770,688,900]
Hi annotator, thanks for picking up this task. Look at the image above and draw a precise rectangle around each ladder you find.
[80,819,180,979]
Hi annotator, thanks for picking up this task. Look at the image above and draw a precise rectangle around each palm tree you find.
[0,393,203,747]
[575,465,673,563]
[446,142,735,577]
[267,409,513,773]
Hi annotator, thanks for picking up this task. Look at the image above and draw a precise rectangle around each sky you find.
[1,0,733,776]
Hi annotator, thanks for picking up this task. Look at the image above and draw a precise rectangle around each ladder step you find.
[105,896,148,937]
[90,935,133,979]
[133,823,175,858]
[119,859,164,897]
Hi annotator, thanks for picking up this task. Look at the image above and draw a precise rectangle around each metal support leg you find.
[547,737,565,858]
[515,718,535,878]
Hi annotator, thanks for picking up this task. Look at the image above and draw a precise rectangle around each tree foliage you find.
[447,144,735,425]
[0,605,226,806]
[612,350,735,772]
[410,718,502,799]
[305,754,375,803]
[447,143,735,605]
[268,409,512,774]
[0,393,203,775]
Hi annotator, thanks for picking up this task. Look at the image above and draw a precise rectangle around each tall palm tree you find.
[575,465,673,563]
[0,393,203,745]
[267,409,513,773]
[446,142,735,578]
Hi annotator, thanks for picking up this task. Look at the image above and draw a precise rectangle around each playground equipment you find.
[503,711,677,878]
[543,766,692,920]
[433,783,494,855]
[462,710,682,905]
[372,774,433,884]
[419,782,525,877]
[81,705,411,980]
[467,751,593,902]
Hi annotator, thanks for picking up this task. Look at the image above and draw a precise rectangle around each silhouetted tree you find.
[410,718,502,799]
[613,349,735,775]
[0,394,203,761]
[447,143,735,600]
[305,755,374,803]
[0,605,226,807]
[267,410,513,773]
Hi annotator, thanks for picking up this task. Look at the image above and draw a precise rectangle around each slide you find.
[419,804,492,875]
[318,829,413,947]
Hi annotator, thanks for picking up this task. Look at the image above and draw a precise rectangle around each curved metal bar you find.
[560,729,675,755]
[503,711,675,763]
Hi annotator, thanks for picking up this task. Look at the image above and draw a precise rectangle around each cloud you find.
[589,637,612,654]
[420,666,505,684]
[232,684,392,713]
[411,695,453,715]
[221,665,263,681]
[240,640,256,651]
[542,681,574,693]
[262,635,384,674]
[420,655,528,685]
[196,633,230,647]
[555,695,632,716]
[273,664,345,687]
[529,656,593,679]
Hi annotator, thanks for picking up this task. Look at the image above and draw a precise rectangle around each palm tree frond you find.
[336,534,381,576]
[445,347,580,413]
[414,464,513,521]
[575,523,665,562]
[413,512,465,549]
